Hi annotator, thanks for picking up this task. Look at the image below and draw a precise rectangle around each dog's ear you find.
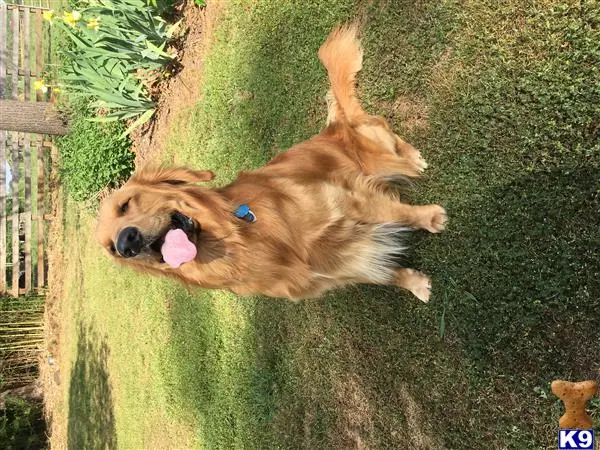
[132,166,215,185]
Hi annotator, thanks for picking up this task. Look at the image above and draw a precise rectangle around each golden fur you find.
[96,24,447,302]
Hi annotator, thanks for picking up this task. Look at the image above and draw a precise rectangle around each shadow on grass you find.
[243,287,464,449]
[409,166,600,446]
[421,168,600,379]
[67,323,116,450]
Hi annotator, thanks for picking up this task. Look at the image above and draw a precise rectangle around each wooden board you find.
[11,6,18,100]
[5,68,39,77]
[23,11,32,292]
[6,5,51,12]
[23,137,31,293]
[23,6,30,103]
[0,3,7,292]
[11,132,20,297]
[35,10,43,103]
[0,2,6,98]
[10,8,19,295]
[0,132,6,292]
[35,11,44,289]
[36,136,44,289]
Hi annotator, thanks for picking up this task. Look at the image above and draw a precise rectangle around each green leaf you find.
[120,108,155,137]
[86,116,120,123]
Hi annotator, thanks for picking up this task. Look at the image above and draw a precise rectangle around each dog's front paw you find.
[414,149,428,173]
[396,137,428,173]
[404,146,428,173]
[410,271,432,303]
[396,269,432,303]
[422,205,447,233]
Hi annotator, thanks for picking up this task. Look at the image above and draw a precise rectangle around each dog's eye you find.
[120,200,130,214]
[109,243,116,254]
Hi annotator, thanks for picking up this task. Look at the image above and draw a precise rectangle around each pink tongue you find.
[161,229,197,268]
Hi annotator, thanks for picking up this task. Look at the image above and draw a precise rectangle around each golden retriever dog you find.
[96,24,447,302]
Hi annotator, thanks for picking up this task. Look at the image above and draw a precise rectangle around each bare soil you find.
[131,0,224,166]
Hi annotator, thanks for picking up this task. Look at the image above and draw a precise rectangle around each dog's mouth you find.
[149,212,198,261]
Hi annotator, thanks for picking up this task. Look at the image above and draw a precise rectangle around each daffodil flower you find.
[34,80,49,94]
[87,17,100,31]
[63,11,81,27]
[42,10,54,22]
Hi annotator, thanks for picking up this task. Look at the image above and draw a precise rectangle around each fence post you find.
[0,100,68,136]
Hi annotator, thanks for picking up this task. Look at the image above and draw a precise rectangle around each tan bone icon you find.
[551,380,598,429]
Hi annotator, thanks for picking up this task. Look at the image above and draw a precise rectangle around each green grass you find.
[58,206,197,449]
[55,100,134,202]
[56,0,600,448]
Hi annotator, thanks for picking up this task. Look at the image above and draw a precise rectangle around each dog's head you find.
[96,166,232,273]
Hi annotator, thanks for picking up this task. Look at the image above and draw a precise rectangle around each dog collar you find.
[234,204,257,223]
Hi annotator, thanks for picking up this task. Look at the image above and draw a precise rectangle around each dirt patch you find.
[132,0,225,167]
[396,383,444,449]
[373,94,429,133]
[392,96,429,132]
[333,373,375,450]
[40,149,69,449]
[428,48,462,104]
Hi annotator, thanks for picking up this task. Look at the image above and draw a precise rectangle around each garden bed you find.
[131,0,223,166]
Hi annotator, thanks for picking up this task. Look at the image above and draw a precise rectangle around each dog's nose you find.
[116,227,143,258]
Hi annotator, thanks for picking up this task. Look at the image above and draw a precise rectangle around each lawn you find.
[52,0,599,448]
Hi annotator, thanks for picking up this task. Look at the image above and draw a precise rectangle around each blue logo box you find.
[558,429,595,450]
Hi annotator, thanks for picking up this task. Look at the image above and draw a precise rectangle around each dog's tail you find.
[318,23,367,126]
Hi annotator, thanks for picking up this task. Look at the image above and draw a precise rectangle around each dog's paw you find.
[406,147,428,173]
[422,205,447,233]
[414,150,428,173]
[398,269,431,303]
[412,273,432,302]
[396,137,428,173]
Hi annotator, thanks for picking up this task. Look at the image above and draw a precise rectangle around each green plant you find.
[146,0,176,17]
[56,102,134,201]
[0,397,46,450]
[50,0,177,134]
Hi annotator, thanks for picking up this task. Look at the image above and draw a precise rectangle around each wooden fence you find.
[0,2,53,297]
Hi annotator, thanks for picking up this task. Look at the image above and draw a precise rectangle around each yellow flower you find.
[42,10,54,22]
[87,17,100,31]
[63,11,81,27]
[34,80,48,94]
